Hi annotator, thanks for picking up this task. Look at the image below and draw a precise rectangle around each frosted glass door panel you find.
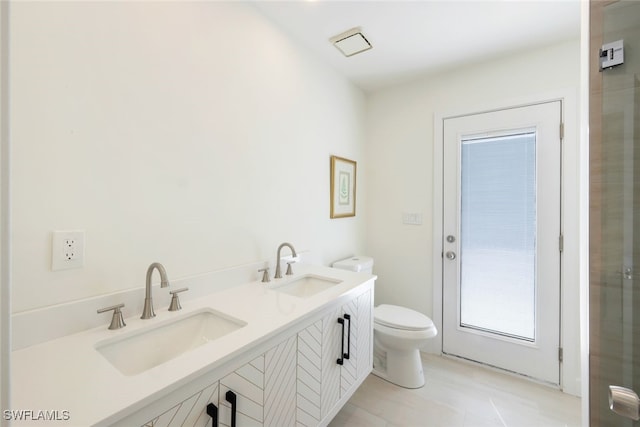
[460,132,536,341]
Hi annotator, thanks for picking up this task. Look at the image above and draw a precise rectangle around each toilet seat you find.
[374,304,435,331]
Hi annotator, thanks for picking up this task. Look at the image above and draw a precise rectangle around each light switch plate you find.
[52,230,85,271]
[402,212,423,225]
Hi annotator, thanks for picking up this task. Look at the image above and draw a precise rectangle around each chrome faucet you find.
[141,262,170,319]
[274,242,297,279]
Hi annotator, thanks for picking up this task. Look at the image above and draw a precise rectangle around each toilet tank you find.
[332,256,374,274]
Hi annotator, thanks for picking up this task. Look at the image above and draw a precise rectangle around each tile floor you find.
[329,353,581,427]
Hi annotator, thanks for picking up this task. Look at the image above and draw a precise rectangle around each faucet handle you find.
[97,303,126,330]
[168,287,189,312]
[258,268,270,283]
[286,261,295,276]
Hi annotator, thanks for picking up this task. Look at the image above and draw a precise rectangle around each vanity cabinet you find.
[126,284,372,427]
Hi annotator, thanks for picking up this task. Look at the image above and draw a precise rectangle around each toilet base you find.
[372,348,425,389]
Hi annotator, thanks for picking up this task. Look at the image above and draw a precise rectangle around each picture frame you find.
[330,155,357,218]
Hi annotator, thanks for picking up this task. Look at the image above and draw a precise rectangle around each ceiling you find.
[252,0,582,92]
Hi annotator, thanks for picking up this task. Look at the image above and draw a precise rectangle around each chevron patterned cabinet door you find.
[320,307,342,420]
[296,320,322,426]
[340,298,358,396]
[141,381,219,427]
[220,355,265,427]
[356,290,372,380]
[264,335,297,427]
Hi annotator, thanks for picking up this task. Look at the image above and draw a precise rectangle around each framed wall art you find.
[330,155,357,218]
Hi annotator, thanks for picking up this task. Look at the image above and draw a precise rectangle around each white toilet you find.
[332,256,438,389]
[372,304,437,388]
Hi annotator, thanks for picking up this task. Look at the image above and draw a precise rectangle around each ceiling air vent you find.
[330,28,372,57]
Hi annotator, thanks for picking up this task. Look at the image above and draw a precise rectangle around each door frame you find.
[432,90,581,394]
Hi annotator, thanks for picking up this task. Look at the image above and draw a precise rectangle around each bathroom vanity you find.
[10,265,375,427]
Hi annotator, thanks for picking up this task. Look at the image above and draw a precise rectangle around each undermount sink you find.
[96,309,246,376]
[270,274,343,298]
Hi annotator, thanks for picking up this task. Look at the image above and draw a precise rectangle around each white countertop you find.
[10,264,375,426]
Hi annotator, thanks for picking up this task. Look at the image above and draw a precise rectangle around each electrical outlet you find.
[52,230,85,271]
[63,238,78,260]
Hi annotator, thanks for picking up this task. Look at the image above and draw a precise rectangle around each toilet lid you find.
[374,304,434,331]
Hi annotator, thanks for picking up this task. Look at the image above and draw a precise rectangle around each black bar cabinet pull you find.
[343,313,351,360]
[226,390,237,427]
[336,317,345,365]
[206,402,218,427]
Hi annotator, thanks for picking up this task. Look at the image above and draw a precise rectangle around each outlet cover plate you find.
[52,230,85,271]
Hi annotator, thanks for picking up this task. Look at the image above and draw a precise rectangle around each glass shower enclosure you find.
[590,1,640,425]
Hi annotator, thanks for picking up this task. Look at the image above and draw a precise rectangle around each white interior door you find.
[442,101,562,385]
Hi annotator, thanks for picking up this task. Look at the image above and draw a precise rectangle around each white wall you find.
[9,2,367,314]
[365,39,582,395]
